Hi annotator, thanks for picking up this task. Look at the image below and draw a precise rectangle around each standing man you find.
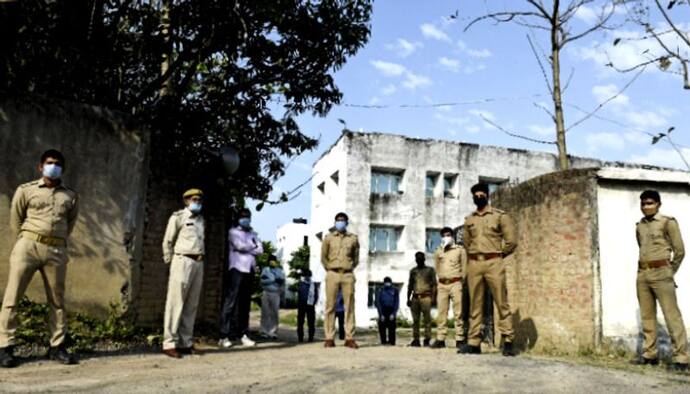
[431,227,466,350]
[296,269,319,343]
[461,183,517,356]
[161,188,206,358]
[321,212,360,349]
[0,150,78,368]
[219,208,263,348]
[375,277,399,346]
[635,190,688,371]
[259,254,285,340]
[407,251,436,347]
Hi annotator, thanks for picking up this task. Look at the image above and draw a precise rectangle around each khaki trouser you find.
[324,270,355,340]
[163,255,204,350]
[0,237,68,348]
[467,257,514,346]
[637,266,689,363]
[410,296,432,341]
[260,291,281,336]
[436,281,464,341]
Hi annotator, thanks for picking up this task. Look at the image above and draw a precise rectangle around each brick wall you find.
[492,168,600,352]
[135,175,227,327]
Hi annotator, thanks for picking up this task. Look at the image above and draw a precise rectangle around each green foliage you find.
[0,1,373,202]
[11,298,155,352]
[287,245,310,292]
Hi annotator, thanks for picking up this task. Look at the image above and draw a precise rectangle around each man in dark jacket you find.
[297,269,319,342]
[375,277,399,345]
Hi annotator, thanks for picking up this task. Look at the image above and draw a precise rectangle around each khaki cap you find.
[182,188,204,198]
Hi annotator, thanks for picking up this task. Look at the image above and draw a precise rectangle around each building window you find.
[443,174,457,198]
[371,170,403,195]
[315,232,323,241]
[317,181,325,193]
[425,229,442,253]
[368,281,403,308]
[331,170,339,185]
[369,226,401,252]
[478,176,508,196]
[425,172,439,197]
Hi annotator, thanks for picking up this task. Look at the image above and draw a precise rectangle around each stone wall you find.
[0,95,149,316]
[492,169,601,352]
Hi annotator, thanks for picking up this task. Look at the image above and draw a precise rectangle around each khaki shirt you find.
[463,206,517,256]
[637,213,685,271]
[434,244,466,279]
[10,178,79,239]
[162,208,205,264]
[321,231,359,270]
[408,266,437,294]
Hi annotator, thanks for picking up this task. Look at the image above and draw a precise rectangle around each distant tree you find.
[464,0,623,170]
[287,245,310,293]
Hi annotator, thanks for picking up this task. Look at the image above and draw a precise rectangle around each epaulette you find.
[493,207,506,214]
[19,180,40,189]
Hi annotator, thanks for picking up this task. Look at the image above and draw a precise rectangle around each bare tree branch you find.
[464,11,548,32]
[527,34,553,94]
[655,0,690,48]
[562,2,617,46]
[566,67,645,132]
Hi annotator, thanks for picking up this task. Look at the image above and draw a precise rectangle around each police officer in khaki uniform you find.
[407,251,436,347]
[0,150,78,368]
[161,188,206,358]
[431,227,467,350]
[321,212,360,349]
[460,183,517,356]
[634,190,688,372]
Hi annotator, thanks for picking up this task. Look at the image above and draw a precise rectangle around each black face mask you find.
[473,196,488,208]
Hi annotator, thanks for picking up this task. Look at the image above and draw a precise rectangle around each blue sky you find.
[251,0,690,242]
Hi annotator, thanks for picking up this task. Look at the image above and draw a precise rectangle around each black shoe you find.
[48,345,78,365]
[307,337,314,343]
[430,340,445,349]
[502,342,516,357]
[464,345,481,354]
[457,343,470,354]
[456,340,466,350]
[667,362,689,372]
[0,347,18,368]
[423,338,431,347]
[631,357,659,366]
[409,339,421,347]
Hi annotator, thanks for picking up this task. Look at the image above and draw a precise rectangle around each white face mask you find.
[442,236,453,247]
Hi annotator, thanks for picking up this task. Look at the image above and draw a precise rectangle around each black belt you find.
[328,268,353,274]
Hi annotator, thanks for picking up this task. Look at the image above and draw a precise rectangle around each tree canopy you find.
[0,0,373,202]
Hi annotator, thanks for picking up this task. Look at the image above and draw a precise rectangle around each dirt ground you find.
[1,314,690,393]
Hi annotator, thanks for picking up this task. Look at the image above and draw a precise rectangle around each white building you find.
[276,218,309,301]
[309,131,604,327]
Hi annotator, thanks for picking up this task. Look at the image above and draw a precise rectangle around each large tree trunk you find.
[159,0,172,97]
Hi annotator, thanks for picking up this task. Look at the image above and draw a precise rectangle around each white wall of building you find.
[597,169,690,345]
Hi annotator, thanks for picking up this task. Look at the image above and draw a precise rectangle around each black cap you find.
[471,183,489,194]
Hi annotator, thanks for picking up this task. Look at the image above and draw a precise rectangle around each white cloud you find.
[528,124,554,136]
[381,84,397,96]
[627,110,666,129]
[370,60,406,77]
[457,40,467,50]
[585,132,626,152]
[402,72,432,90]
[629,147,690,170]
[420,23,450,42]
[591,84,629,107]
[386,38,422,58]
[467,48,492,58]
[438,56,461,72]
[624,131,650,145]
[463,64,487,74]
[466,124,481,134]
[369,96,381,106]
[574,6,598,24]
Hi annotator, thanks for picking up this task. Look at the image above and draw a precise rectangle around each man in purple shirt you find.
[218,208,263,348]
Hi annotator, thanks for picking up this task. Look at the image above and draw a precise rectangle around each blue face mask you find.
[42,163,62,180]
[335,220,347,232]
[239,217,251,228]
[188,202,202,214]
